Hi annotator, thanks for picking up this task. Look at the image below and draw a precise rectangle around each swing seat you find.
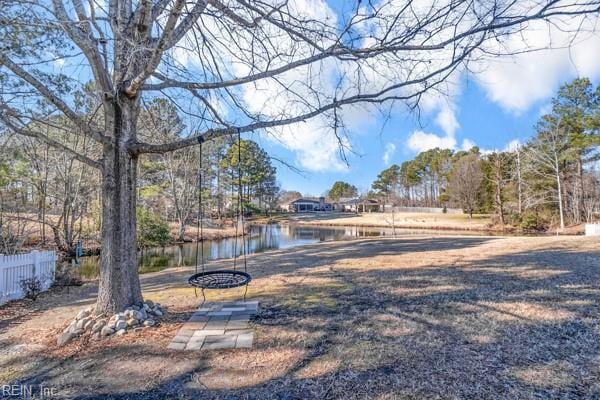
[188,270,252,289]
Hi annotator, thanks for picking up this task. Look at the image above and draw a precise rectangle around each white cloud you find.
[406,95,467,153]
[461,138,476,151]
[172,0,345,172]
[435,103,460,137]
[504,139,522,152]
[466,139,521,155]
[406,101,468,153]
[264,120,349,172]
[475,17,600,113]
[169,0,600,170]
[407,130,457,153]
[382,143,396,165]
[407,131,521,155]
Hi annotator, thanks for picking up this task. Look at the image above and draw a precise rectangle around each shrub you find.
[136,207,170,249]
[520,213,539,231]
[243,203,262,216]
[508,213,522,226]
[19,276,44,301]
[54,262,84,287]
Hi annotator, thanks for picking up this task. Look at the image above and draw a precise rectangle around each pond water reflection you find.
[78,223,489,277]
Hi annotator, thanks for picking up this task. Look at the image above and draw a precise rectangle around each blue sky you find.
[244,0,600,196]
[257,76,594,196]
[44,0,600,196]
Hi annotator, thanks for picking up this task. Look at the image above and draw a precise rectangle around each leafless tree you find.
[0,214,30,255]
[1,0,598,313]
[138,99,198,241]
[485,151,513,226]
[448,153,483,218]
[514,144,524,215]
[522,118,572,229]
[581,167,600,223]
[2,120,98,253]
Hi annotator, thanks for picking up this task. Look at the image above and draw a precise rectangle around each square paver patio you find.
[168,301,258,351]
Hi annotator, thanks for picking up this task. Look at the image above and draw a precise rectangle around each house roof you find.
[290,198,321,204]
[337,198,380,205]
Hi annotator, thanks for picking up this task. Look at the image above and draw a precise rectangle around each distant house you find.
[335,198,382,213]
[280,196,382,213]
[286,197,332,212]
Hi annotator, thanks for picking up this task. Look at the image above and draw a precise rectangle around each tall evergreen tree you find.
[328,181,358,200]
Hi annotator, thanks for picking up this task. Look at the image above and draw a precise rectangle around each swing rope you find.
[194,139,204,298]
[189,130,251,304]
[237,129,249,298]
[237,130,246,266]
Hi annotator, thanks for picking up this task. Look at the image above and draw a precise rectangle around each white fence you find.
[585,224,600,236]
[0,250,57,304]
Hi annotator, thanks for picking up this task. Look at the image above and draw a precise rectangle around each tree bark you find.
[516,148,523,215]
[575,158,584,224]
[96,97,144,314]
[493,157,505,226]
[495,181,505,226]
[554,154,565,230]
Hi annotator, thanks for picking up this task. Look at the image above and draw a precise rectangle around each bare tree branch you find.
[124,0,187,97]
[51,0,112,93]
[0,110,102,169]
[0,53,109,145]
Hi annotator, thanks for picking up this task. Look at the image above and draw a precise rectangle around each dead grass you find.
[280,211,495,231]
[168,221,242,241]
[1,235,599,399]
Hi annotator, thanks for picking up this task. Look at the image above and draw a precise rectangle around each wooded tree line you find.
[371,78,600,229]
[0,98,278,253]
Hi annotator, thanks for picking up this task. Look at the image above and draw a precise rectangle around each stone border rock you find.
[58,300,164,346]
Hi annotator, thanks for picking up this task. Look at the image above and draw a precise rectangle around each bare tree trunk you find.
[575,158,584,224]
[176,216,185,242]
[555,156,565,230]
[216,168,221,222]
[493,157,505,226]
[495,181,505,225]
[516,147,523,215]
[41,145,49,245]
[96,98,143,314]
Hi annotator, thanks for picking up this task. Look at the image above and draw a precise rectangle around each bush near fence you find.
[0,250,57,304]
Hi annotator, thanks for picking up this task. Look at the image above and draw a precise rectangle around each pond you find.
[77,223,497,278]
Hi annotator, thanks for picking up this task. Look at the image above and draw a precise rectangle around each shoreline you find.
[280,220,571,235]
[21,223,246,261]
[257,212,584,235]
[17,214,584,259]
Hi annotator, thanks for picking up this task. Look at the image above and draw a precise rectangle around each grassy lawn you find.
[277,211,495,231]
[1,235,599,399]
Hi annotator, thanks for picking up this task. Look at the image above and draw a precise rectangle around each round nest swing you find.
[188,270,251,289]
[188,130,251,302]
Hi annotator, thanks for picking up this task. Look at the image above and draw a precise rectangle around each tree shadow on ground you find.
[0,284,97,335]
[2,237,599,399]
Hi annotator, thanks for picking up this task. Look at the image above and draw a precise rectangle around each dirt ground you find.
[1,235,599,399]
[278,212,495,231]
